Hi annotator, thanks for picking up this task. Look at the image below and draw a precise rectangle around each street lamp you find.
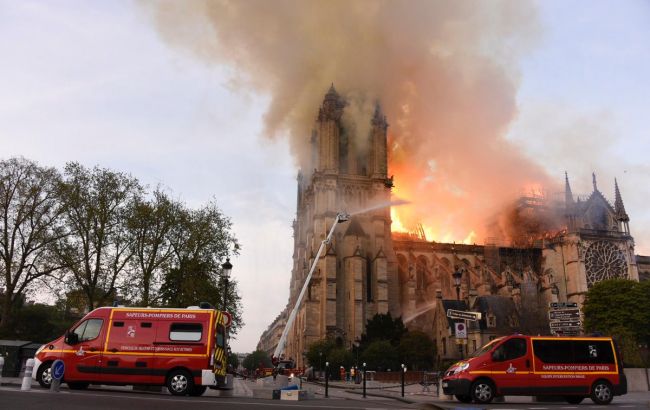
[222,258,233,312]
[452,267,463,301]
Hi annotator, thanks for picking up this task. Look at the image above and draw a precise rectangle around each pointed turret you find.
[614,178,629,222]
[592,172,598,192]
[371,102,388,130]
[564,171,574,205]
[319,83,345,121]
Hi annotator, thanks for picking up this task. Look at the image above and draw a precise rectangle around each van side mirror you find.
[492,350,504,362]
[65,331,79,345]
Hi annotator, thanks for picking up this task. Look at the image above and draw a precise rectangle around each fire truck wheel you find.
[166,369,194,396]
[189,385,207,396]
[455,394,472,403]
[590,380,613,405]
[470,379,495,404]
[36,362,53,388]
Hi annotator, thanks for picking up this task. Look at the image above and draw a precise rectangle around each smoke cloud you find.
[141,0,557,243]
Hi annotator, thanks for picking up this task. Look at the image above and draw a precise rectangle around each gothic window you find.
[585,241,627,287]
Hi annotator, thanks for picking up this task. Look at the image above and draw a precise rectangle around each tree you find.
[127,190,178,306]
[398,330,435,370]
[361,340,399,371]
[583,279,650,366]
[242,349,272,371]
[163,201,242,333]
[0,158,66,330]
[360,313,407,348]
[306,338,336,370]
[56,163,142,310]
[227,352,239,370]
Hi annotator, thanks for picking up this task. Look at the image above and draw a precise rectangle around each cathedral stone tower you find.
[286,86,398,365]
[543,173,639,306]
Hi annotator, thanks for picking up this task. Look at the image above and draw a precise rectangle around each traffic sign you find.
[222,311,232,327]
[549,302,578,309]
[549,309,581,321]
[455,322,467,339]
[446,309,481,321]
[52,360,65,381]
[549,320,581,329]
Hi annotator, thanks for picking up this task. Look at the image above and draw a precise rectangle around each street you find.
[1,382,649,410]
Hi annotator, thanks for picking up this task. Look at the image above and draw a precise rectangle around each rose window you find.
[584,241,627,287]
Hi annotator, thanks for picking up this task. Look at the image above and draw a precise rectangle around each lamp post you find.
[325,361,329,398]
[401,363,406,397]
[221,258,233,312]
[452,267,464,359]
[362,362,367,398]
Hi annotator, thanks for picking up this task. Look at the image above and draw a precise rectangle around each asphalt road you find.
[0,387,409,410]
[1,386,648,410]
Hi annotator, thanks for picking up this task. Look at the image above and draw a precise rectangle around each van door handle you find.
[526,359,530,368]
[110,348,118,353]
[88,347,97,352]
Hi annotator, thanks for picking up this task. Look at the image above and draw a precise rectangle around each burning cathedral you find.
[258,86,648,365]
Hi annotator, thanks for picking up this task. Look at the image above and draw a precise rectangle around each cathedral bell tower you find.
[287,85,398,365]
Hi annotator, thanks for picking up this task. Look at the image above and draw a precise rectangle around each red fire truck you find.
[32,305,229,396]
[442,334,627,405]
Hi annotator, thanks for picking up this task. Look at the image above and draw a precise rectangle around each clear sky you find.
[1,0,648,353]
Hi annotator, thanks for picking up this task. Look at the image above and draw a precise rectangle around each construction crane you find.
[272,212,350,366]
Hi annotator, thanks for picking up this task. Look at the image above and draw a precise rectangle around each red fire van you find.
[32,306,229,396]
[442,335,627,405]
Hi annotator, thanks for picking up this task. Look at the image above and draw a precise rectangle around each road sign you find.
[446,309,481,321]
[549,320,581,329]
[455,322,467,339]
[222,311,232,327]
[52,360,65,381]
[549,309,581,321]
[549,302,578,309]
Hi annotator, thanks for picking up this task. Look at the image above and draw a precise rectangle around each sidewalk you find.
[302,379,650,407]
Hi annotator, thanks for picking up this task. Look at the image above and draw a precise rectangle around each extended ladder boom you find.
[273,212,349,361]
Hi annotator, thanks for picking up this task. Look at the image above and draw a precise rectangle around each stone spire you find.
[371,101,388,129]
[614,178,629,222]
[564,171,574,205]
[319,83,345,121]
[592,172,598,191]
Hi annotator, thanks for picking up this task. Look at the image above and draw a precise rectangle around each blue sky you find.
[1,0,648,352]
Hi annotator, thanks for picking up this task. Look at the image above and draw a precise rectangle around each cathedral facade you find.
[258,87,643,365]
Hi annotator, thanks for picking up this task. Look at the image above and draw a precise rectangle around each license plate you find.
[442,382,448,388]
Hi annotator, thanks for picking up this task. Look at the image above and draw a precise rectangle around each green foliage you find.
[398,330,435,370]
[361,340,399,371]
[227,352,239,369]
[0,303,75,343]
[0,157,243,336]
[306,339,336,370]
[242,350,272,371]
[305,338,353,377]
[583,279,650,367]
[360,313,407,348]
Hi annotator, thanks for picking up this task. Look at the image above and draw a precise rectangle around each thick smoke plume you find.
[142,0,558,243]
